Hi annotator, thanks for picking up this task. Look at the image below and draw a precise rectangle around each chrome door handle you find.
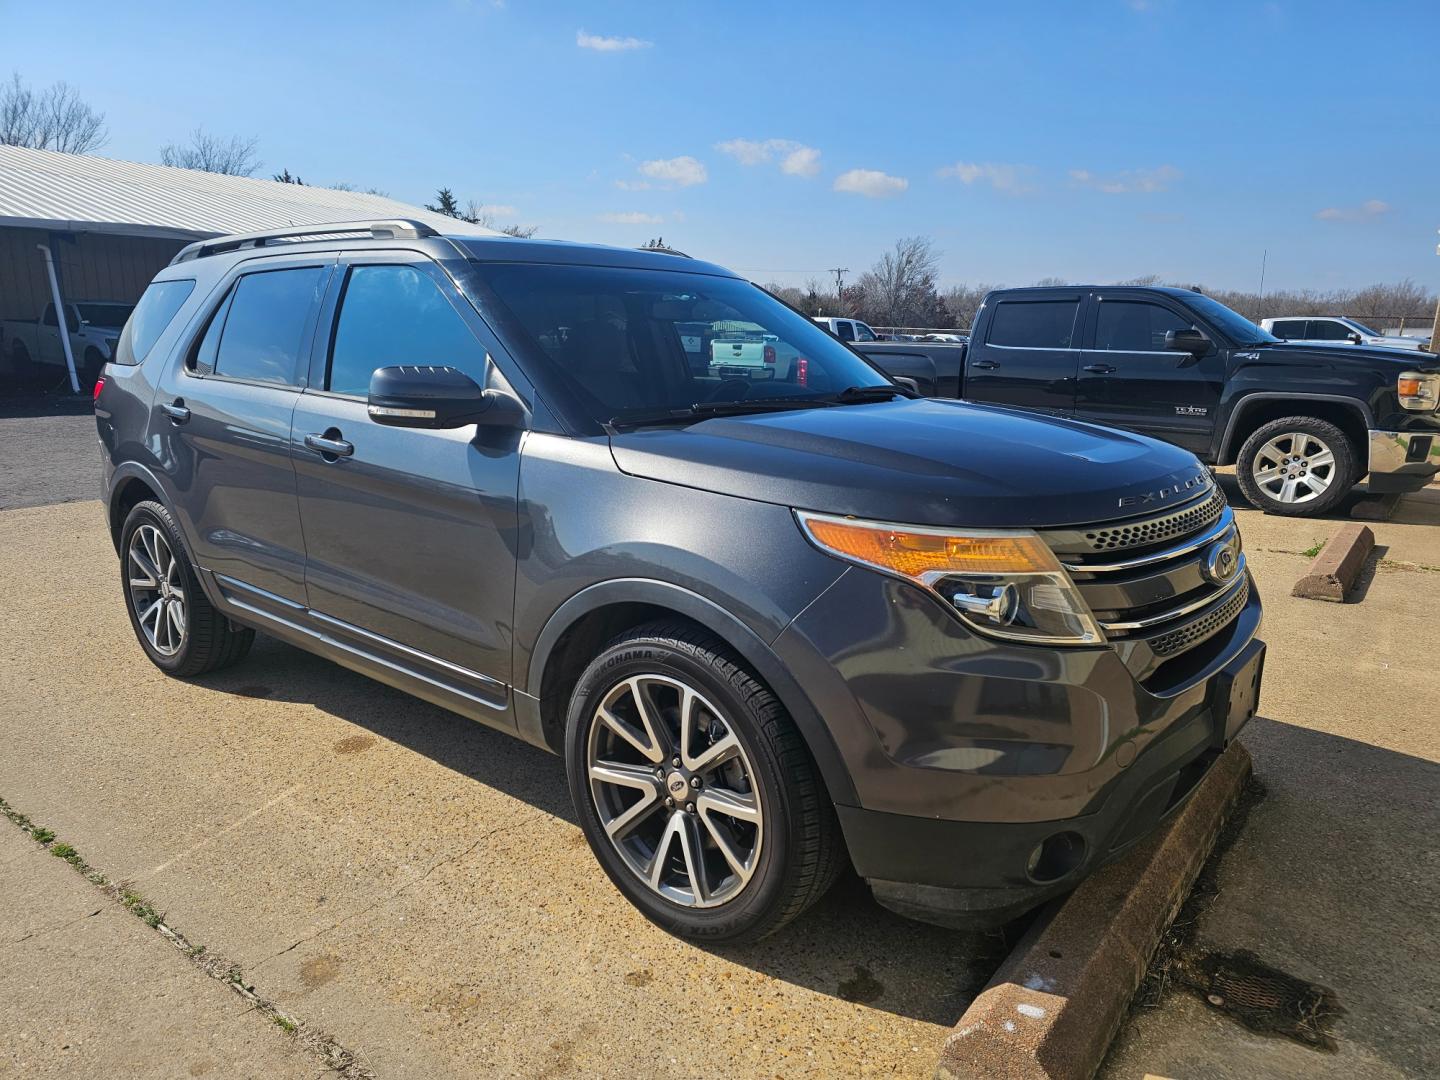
[161,401,190,423]
[304,432,354,458]
[1082,363,1117,374]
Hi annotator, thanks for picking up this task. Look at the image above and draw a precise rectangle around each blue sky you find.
[6,0,1438,292]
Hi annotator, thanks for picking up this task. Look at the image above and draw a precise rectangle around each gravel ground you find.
[0,395,101,511]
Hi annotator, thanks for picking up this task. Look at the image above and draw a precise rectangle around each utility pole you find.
[829,267,848,315]
[1431,230,1440,354]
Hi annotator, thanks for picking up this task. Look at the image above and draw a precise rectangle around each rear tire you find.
[565,620,843,943]
[120,500,254,677]
[1235,416,1357,517]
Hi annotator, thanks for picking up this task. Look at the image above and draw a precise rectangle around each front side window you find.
[1094,301,1191,352]
[114,279,195,365]
[328,264,485,397]
[1184,294,1276,346]
[854,322,877,342]
[1310,319,1353,341]
[470,263,890,421]
[987,300,1079,348]
[199,267,324,386]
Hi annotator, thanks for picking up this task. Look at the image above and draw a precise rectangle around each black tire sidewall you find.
[120,501,205,674]
[1236,417,1356,516]
[564,636,798,941]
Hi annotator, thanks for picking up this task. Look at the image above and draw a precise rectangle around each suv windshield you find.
[1185,294,1278,346]
[469,263,891,423]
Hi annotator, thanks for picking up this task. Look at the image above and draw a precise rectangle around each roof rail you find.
[637,244,692,259]
[170,219,440,264]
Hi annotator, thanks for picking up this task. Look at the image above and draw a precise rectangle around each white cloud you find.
[937,161,1032,194]
[1069,164,1181,194]
[638,155,707,187]
[600,211,663,225]
[614,178,651,191]
[833,168,908,198]
[478,204,518,217]
[577,29,652,52]
[715,138,822,178]
[1316,199,1390,222]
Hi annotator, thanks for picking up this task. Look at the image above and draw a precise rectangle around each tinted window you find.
[835,320,856,341]
[854,322,877,342]
[115,280,195,366]
[471,263,889,421]
[209,267,324,385]
[1271,320,1306,339]
[77,303,135,328]
[42,305,58,326]
[328,265,485,397]
[987,300,1079,348]
[1185,294,1276,345]
[1310,319,1353,341]
[1095,301,1191,351]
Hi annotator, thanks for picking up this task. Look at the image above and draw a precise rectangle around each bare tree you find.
[160,128,261,176]
[462,199,538,238]
[941,283,998,331]
[855,237,943,327]
[0,72,108,153]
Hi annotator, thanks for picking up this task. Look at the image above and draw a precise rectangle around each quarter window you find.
[115,279,195,365]
[197,267,325,386]
[986,300,1079,349]
[1094,301,1192,351]
[327,265,485,397]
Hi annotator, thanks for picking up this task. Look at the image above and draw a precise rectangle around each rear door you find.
[152,254,330,605]
[1073,294,1224,453]
[964,293,1082,414]
[289,252,523,702]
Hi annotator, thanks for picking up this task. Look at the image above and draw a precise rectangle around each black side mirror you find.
[367,365,524,430]
[1347,332,1363,344]
[1164,328,1209,355]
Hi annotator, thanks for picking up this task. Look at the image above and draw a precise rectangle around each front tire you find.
[565,620,843,943]
[120,501,254,677]
[1235,416,1358,516]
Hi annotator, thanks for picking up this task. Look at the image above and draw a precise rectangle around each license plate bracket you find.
[1209,640,1265,748]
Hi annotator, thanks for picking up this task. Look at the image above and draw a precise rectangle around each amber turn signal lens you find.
[798,513,1060,582]
[1398,377,1421,398]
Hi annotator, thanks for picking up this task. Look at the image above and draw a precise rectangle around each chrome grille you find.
[1147,576,1250,658]
[1043,485,1225,556]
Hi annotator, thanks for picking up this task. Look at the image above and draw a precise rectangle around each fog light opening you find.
[1026,831,1087,884]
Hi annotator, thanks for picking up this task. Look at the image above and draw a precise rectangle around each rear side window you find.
[1094,301,1191,351]
[835,320,855,341]
[986,300,1079,348]
[327,265,485,397]
[195,267,325,385]
[1309,320,1352,341]
[1270,320,1306,339]
[114,279,195,365]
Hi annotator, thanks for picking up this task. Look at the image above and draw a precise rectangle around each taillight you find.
[763,345,776,366]
[92,376,105,402]
[796,357,809,387]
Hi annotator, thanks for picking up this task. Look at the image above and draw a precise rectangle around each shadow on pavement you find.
[0,390,95,419]
[197,634,1005,1026]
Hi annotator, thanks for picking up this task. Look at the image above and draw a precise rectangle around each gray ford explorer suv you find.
[95,220,1265,942]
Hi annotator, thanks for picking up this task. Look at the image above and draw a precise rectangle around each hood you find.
[608,398,1206,529]
[1257,340,1439,369]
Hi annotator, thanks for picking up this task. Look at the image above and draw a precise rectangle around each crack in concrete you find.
[4,906,104,948]
[252,807,550,972]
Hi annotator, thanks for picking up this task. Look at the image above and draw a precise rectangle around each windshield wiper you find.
[607,397,838,430]
[820,384,914,404]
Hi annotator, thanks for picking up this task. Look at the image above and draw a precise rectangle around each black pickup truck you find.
[858,285,1440,515]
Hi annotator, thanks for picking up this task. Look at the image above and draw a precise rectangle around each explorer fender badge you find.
[1117,473,1209,508]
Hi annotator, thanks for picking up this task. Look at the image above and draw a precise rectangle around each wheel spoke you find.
[138,597,163,638]
[675,813,709,903]
[1307,449,1334,469]
[1303,470,1331,493]
[687,732,740,775]
[127,548,160,588]
[167,601,185,642]
[697,786,760,824]
[1278,478,1300,503]
[1252,466,1284,488]
[596,702,664,764]
[700,810,751,881]
[605,789,661,840]
[589,758,658,791]
[647,813,683,890]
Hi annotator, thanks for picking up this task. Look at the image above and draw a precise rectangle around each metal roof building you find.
[0,145,497,391]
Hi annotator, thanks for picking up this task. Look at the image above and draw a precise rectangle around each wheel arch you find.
[1217,392,1371,466]
[524,579,858,807]
[106,463,169,554]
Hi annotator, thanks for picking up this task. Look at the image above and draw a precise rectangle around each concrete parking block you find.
[935,744,1252,1080]
[1290,523,1375,602]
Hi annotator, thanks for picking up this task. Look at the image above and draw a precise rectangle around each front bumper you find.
[1368,428,1440,493]
[773,564,1263,926]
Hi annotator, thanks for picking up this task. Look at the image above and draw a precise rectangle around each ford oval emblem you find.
[1202,536,1240,586]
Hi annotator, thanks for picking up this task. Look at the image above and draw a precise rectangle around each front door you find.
[290,255,523,703]
[1073,295,1224,453]
[152,256,330,604]
[965,293,1083,414]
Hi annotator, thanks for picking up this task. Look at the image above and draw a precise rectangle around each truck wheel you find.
[1236,416,1357,516]
[120,500,254,677]
[565,620,843,943]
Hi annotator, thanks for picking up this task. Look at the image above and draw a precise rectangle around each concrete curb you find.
[1291,523,1375,602]
[934,742,1253,1080]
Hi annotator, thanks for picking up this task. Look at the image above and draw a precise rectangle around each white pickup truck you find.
[812,316,881,343]
[1,300,133,386]
[1260,315,1431,352]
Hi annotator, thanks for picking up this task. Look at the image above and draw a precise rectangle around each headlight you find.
[1398,371,1440,411]
[795,511,1104,646]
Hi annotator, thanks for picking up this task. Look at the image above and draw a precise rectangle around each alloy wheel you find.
[127,524,187,656]
[586,674,763,908]
[1250,431,1336,505]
